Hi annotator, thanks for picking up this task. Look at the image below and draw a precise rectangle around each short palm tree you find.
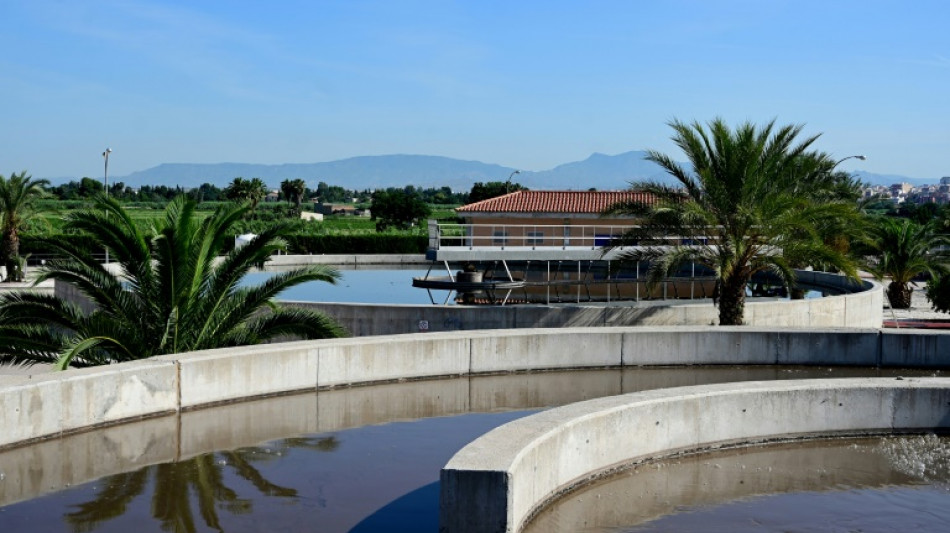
[864,217,950,309]
[0,195,345,369]
[0,171,49,282]
[606,118,862,325]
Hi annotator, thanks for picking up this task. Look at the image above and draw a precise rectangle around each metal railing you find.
[428,222,711,251]
[431,223,639,251]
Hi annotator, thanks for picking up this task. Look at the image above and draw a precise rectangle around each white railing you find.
[429,222,706,250]
[432,223,635,251]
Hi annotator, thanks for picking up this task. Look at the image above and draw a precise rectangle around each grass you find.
[27,202,461,237]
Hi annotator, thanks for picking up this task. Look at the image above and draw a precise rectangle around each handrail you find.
[431,222,701,251]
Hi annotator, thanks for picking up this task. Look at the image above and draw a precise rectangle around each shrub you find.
[926,273,950,314]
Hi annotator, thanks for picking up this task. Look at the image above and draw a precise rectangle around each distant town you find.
[864,176,950,205]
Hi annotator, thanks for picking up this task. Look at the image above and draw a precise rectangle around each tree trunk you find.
[887,282,913,309]
[0,230,17,282]
[718,276,747,325]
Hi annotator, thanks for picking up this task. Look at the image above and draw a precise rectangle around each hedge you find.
[286,234,427,254]
[22,232,428,260]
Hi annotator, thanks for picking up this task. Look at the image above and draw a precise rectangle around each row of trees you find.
[47,177,473,206]
[52,178,190,202]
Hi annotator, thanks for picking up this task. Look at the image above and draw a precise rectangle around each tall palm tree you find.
[0,195,345,369]
[864,217,950,309]
[606,118,862,325]
[0,171,49,282]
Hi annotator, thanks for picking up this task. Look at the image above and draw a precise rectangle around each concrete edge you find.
[439,377,950,533]
[2,326,948,451]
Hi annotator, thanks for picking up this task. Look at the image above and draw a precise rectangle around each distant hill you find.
[105,152,933,192]
[519,151,674,190]
[119,155,515,192]
[852,171,933,187]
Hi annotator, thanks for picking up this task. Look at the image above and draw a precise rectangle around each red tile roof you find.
[456,190,656,214]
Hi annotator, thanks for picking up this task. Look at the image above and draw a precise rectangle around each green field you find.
[28,202,460,238]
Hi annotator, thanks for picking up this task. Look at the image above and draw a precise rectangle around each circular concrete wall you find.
[440,378,950,533]
[1,326,948,530]
[290,271,883,336]
[2,326,945,451]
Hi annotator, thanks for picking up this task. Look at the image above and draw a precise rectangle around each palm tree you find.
[864,217,950,309]
[0,171,49,282]
[0,195,345,369]
[225,177,268,212]
[280,178,306,216]
[606,118,862,325]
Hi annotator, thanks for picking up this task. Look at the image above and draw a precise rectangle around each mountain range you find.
[107,151,935,191]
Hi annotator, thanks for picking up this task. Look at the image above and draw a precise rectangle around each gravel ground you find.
[883,283,948,321]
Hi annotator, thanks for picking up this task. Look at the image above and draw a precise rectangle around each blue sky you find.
[3,0,949,181]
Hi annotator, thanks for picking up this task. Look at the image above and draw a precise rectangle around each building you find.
[416,190,716,304]
[453,190,655,254]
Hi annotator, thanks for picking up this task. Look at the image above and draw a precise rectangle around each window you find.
[493,230,509,246]
[527,231,544,246]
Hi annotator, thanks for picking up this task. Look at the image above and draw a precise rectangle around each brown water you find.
[0,366,943,532]
[524,435,950,533]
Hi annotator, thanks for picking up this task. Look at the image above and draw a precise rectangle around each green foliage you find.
[607,118,863,325]
[225,177,268,211]
[0,171,50,281]
[864,217,950,309]
[370,189,432,231]
[190,182,224,202]
[0,195,346,369]
[926,273,950,314]
[467,181,526,204]
[313,181,350,203]
[894,202,943,226]
[862,198,897,214]
[49,179,194,202]
[280,178,306,216]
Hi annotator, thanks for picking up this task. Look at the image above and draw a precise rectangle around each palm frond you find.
[0,195,345,368]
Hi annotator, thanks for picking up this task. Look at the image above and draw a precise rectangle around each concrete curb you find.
[3,327,948,452]
[439,377,950,533]
[290,273,883,335]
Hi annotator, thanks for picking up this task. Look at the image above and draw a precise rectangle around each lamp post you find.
[505,170,521,194]
[102,148,112,264]
[102,148,112,196]
[834,154,866,167]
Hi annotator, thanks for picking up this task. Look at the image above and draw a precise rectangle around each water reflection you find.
[64,437,337,533]
[0,366,943,532]
[243,267,437,305]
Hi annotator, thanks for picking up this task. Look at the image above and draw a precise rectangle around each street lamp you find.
[102,148,112,196]
[505,170,521,194]
[102,148,112,264]
[834,154,866,167]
